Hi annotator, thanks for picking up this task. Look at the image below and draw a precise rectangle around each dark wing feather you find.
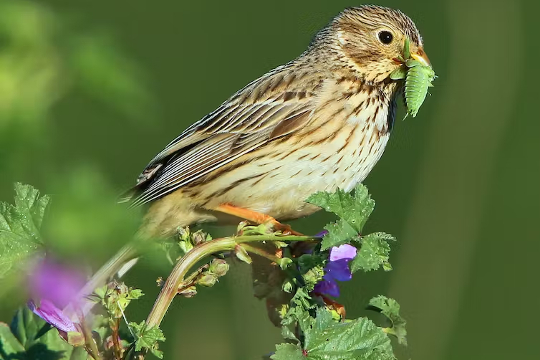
[125,64,322,206]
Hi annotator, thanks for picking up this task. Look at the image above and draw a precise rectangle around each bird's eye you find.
[378,31,394,45]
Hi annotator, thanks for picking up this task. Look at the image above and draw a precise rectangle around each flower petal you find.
[329,244,357,262]
[325,259,353,282]
[28,299,78,333]
[314,279,340,298]
[28,258,86,309]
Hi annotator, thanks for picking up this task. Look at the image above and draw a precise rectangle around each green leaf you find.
[9,307,88,360]
[297,253,324,273]
[368,296,407,346]
[308,185,374,233]
[0,183,49,277]
[308,185,375,250]
[280,324,298,342]
[296,253,325,290]
[128,288,144,300]
[271,343,304,360]
[0,322,25,357]
[130,321,166,359]
[350,233,395,273]
[300,309,395,359]
[290,287,315,312]
[320,219,358,250]
[97,283,144,319]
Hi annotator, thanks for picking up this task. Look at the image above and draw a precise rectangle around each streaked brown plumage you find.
[125,5,429,237]
[85,5,431,291]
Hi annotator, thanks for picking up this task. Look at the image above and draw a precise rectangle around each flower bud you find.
[178,286,197,297]
[209,259,229,277]
[104,335,115,350]
[236,221,249,234]
[197,273,218,287]
[114,282,129,296]
[282,279,294,293]
[192,230,208,245]
[178,240,193,254]
[278,257,292,270]
[278,304,289,319]
[177,226,190,241]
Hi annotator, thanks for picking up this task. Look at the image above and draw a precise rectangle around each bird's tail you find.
[69,239,142,316]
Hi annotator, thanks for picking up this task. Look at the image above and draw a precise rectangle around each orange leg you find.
[215,204,303,236]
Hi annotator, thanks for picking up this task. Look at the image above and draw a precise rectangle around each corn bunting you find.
[86,5,431,291]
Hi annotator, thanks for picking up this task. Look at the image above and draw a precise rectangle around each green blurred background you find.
[0,0,538,359]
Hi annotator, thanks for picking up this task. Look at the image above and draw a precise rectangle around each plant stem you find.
[146,234,313,328]
[239,243,282,264]
[80,315,102,360]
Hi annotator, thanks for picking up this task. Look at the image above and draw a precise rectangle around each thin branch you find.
[145,234,314,328]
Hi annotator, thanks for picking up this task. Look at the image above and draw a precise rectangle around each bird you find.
[82,5,431,295]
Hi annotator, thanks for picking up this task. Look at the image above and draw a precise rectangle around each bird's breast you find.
[194,88,392,221]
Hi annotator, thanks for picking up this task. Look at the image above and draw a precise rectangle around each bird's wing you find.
[126,64,323,206]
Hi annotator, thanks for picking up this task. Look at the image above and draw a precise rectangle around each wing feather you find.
[126,64,322,206]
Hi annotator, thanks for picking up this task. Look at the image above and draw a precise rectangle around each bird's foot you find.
[215,203,304,236]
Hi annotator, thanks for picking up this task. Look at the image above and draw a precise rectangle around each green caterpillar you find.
[390,39,436,118]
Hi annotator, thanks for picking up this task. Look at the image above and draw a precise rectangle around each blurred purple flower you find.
[29,258,86,309]
[314,244,357,298]
[27,258,88,333]
[27,299,78,333]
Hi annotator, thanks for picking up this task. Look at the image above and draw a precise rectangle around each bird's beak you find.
[411,48,431,67]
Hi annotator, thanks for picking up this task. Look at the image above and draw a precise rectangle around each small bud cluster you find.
[177,226,211,255]
[94,282,144,319]
[197,259,230,287]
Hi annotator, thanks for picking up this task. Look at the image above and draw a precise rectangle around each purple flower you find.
[28,258,86,309]
[27,258,88,334]
[27,299,78,333]
[314,244,357,298]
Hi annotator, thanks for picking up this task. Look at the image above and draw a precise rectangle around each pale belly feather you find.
[198,99,391,220]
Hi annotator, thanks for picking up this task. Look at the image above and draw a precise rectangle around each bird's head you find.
[328,6,430,84]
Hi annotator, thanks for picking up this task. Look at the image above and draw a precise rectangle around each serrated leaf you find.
[297,253,324,273]
[100,284,144,319]
[271,343,304,360]
[280,324,298,342]
[300,309,395,359]
[308,185,375,250]
[0,183,49,277]
[290,287,314,311]
[320,219,358,250]
[308,185,374,232]
[128,288,144,299]
[369,296,407,346]
[350,233,395,273]
[130,321,165,359]
[303,266,325,290]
